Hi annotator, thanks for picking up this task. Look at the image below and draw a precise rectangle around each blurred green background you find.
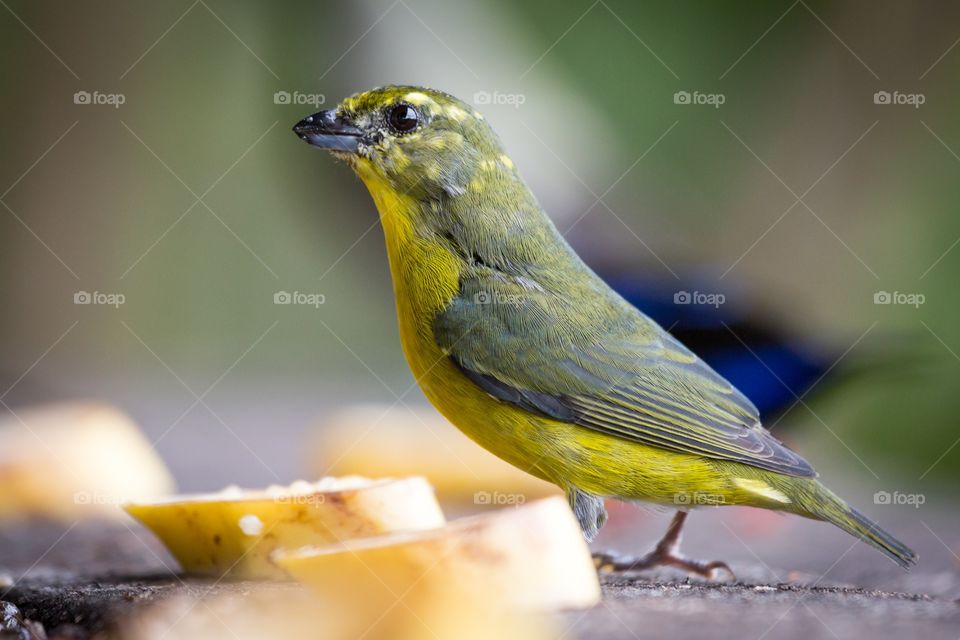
[1,0,957,499]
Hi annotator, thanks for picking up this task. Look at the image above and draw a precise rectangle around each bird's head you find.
[293,85,514,202]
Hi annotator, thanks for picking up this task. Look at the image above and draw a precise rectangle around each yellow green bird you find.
[293,85,916,577]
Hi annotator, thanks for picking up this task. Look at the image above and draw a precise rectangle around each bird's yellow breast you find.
[357,167,564,479]
[354,167,461,371]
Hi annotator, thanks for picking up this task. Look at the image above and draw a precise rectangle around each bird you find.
[292,85,916,578]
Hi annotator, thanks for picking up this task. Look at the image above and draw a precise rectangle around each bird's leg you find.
[593,511,735,581]
[567,487,607,541]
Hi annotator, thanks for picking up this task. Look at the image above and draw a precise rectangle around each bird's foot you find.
[592,549,735,581]
[592,510,735,581]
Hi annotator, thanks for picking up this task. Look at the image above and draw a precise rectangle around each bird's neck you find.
[354,165,463,376]
[356,158,593,300]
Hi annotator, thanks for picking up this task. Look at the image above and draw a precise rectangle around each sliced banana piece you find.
[121,583,555,640]
[125,476,445,579]
[0,401,174,522]
[274,496,601,610]
[311,404,559,502]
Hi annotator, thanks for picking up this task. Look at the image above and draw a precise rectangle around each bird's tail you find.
[830,506,918,569]
[793,480,917,569]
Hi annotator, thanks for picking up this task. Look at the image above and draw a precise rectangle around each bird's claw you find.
[694,559,736,582]
[593,550,736,582]
[592,551,622,573]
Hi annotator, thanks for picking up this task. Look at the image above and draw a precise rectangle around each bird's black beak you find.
[292,109,363,153]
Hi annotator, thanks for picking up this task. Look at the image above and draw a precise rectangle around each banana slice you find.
[0,402,174,522]
[125,476,445,579]
[310,404,559,503]
[120,587,318,640]
[274,496,601,610]
[121,583,555,640]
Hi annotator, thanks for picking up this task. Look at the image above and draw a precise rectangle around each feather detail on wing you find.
[434,274,816,478]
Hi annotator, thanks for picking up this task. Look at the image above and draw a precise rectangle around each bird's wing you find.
[433,274,816,477]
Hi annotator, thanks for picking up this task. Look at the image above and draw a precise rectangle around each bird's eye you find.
[386,104,420,133]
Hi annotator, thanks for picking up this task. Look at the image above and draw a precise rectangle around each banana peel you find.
[274,495,601,611]
[125,476,445,579]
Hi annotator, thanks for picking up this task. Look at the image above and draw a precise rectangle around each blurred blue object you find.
[601,271,830,422]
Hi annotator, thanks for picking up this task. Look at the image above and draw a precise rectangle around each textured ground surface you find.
[1,517,959,639]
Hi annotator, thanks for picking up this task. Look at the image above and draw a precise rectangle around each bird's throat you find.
[353,164,463,377]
